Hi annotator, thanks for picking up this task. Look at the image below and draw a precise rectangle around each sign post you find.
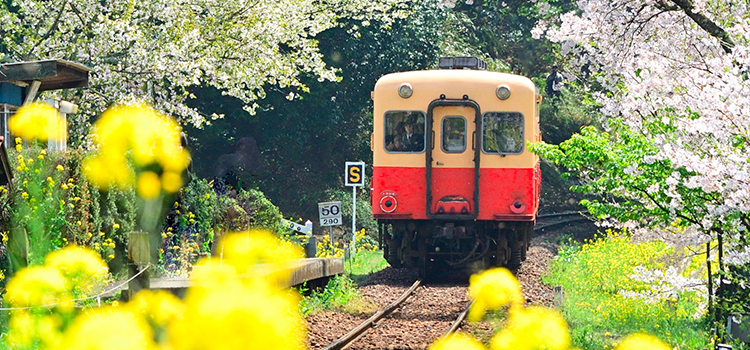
[345,162,365,259]
[318,201,342,248]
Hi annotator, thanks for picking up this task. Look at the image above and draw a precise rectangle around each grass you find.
[544,231,710,350]
[299,250,388,316]
[345,249,389,284]
[298,274,375,315]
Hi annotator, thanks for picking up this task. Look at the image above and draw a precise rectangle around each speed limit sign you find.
[318,201,342,226]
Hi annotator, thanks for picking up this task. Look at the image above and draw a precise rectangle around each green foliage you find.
[324,188,377,237]
[236,189,284,235]
[186,1,446,220]
[530,121,709,228]
[450,0,578,77]
[345,249,388,283]
[534,81,599,145]
[545,232,710,350]
[298,275,372,315]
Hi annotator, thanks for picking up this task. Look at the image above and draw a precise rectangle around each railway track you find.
[535,211,589,231]
[320,279,471,350]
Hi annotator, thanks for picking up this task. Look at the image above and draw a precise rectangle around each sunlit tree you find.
[0,0,410,129]
[532,0,750,320]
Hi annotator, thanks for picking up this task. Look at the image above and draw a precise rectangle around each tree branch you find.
[665,0,734,54]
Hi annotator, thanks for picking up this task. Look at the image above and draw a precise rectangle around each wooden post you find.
[127,231,150,300]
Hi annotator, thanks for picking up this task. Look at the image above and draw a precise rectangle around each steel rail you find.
[535,211,590,231]
[537,210,588,218]
[322,279,422,350]
[442,301,473,337]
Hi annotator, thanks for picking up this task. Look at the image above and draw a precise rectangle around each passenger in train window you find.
[386,122,406,152]
[400,122,424,152]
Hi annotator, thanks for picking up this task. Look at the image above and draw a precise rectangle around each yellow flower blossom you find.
[137,171,162,199]
[129,290,184,329]
[21,192,29,200]
[217,230,301,287]
[7,311,63,349]
[8,103,63,141]
[113,223,120,230]
[170,272,304,350]
[429,332,486,350]
[161,171,183,193]
[57,308,157,350]
[615,333,671,350]
[56,164,65,171]
[83,104,190,193]
[467,268,523,321]
[45,245,108,286]
[3,266,71,309]
[490,306,570,350]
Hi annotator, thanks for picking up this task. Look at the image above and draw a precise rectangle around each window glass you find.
[384,111,425,153]
[441,116,466,153]
[482,112,524,154]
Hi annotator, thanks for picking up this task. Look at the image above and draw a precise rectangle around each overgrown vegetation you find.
[544,231,710,350]
[299,275,375,315]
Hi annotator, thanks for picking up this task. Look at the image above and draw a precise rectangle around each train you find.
[371,57,542,273]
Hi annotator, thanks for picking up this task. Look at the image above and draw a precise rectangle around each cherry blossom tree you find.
[530,0,750,321]
[0,0,410,127]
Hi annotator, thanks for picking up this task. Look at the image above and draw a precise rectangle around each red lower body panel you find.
[372,165,539,221]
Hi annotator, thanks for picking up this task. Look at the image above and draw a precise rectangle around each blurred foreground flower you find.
[615,333,671,350]
[5,231,306,350]
[3,266,72,310]
[429,332,486,350]
[45,245,109,288]
[467,267,523,321]
[83,104,190,198]
[490,306,570,350]
[8,103,63,141]
[58,308,157,350]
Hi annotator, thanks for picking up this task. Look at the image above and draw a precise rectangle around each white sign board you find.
[318,201,342,226]
[345,162,365,187]
[281,219,312,236]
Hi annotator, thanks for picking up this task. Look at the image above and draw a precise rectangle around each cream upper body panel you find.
[373,70,540,168]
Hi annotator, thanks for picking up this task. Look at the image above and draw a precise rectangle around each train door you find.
[426,102,480,218]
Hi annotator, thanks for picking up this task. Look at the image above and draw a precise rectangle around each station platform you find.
[105,257,344,298]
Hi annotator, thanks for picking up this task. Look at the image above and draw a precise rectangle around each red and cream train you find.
[371,57,542,272]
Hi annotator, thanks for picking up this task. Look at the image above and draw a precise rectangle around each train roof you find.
[375,69,535,91]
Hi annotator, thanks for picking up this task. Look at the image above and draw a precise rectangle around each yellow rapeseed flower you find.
[8,103,63,141]
[161,171,183,193]
[429,332,486,350]
[3,266,71,309]
[58,308,157,350]
[83,104,190,194]
[129,290,185,329]
[467,268,523,321]
[170,277,304,350]
[490,306,570,350]
[7,311,63,349]
[45,245,108,287]
[137,171,162,199]
[614,333,671,350]
[217,230,301,287]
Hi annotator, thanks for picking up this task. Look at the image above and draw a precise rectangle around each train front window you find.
[441,116,466,153]
[384,111,426,153]
[482,112,524,154]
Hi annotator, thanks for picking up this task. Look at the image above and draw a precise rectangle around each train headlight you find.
[398,83,413,98]
[380,195,397,213]
[496,85,511,100]
[510,200,526,213]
